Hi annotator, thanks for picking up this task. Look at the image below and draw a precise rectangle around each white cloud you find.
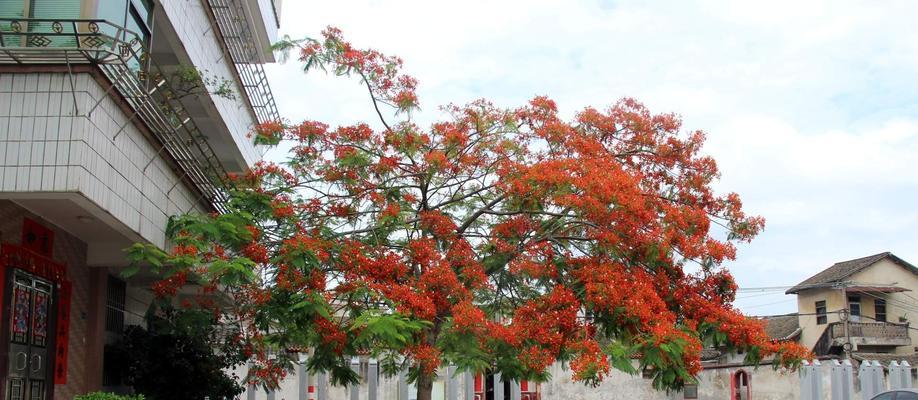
[265,0,918,315]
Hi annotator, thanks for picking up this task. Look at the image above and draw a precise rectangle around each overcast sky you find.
[263,0,918,316]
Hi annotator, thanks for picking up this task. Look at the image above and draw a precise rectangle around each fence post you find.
[890,361,902,390]
[368,358,378,400]
[801,360,823,400]
[510,380,521,400]
[398,369,409,400]
[464,372,475,400]
[494,372,503,400]
[247,362,257,400]
[832,359,855,400]
[446,366,459,400]
[858,360,873,400]
[350,357,361,400]
[873,361,887,393]
[298,353,308,400]
[903,361,913,388]
[318,372,328,400]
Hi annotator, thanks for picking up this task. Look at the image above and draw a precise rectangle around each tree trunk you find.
[416,370,434,400]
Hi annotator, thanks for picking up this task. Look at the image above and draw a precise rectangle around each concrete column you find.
[84,268,108,391]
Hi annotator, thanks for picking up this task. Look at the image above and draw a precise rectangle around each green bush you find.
[75,392,145,400]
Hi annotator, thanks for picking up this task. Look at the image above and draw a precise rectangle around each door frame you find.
[1,268,59,400]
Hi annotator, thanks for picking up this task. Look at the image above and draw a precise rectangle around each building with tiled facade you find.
[0,0,280,398]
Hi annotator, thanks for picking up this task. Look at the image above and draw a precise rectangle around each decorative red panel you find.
[32,290,49,346]
[12,285,31,337]
[22,218,54,257]
[0,261,5,320]
[0,244,67,282]
[54,280,72,384]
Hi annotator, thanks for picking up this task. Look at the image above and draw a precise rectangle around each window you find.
[876,299,887,323]
[105,276,126,333]
[683,384,699,399]
[816,300,827,325]
[896,391,918,400]
[849,295,861,322]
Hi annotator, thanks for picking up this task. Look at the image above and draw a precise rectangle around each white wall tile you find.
[2,167,15,191]
[11,75,25,92]
[0,74,12,92]
[41,166,54,191]
[33,117,47,141]
[15,166,29,191]
[5,143,18,165]
[54,166,67,189]
[20,118,33,141]
[7,117,20,141]
[28,167,41,191]
[30,142,43,166]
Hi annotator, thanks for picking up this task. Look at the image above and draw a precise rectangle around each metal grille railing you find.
[205,0,280,125]
[105,276,127,333]
[0,18,233,213]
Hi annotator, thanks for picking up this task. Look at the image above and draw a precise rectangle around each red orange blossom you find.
[132,26,809,400]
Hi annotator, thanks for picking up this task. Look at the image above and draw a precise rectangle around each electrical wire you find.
[741,298,797,309]
[855,290,918,315]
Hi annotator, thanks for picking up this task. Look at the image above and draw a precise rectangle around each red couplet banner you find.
[54,280,72,384]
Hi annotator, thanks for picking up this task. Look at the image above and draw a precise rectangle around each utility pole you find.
[840,285,853,360]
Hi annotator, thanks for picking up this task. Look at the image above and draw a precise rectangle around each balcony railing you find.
[204,0,281,126]
[830,321,909,339]
[829,322,911,347]
[0,18,233,213]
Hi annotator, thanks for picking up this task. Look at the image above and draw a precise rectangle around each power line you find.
[736,286,792,293]
[735,291,792,300]
[742,298,797,309]
[855,290,918,315]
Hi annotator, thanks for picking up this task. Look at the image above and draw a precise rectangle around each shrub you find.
[75,392,145,400]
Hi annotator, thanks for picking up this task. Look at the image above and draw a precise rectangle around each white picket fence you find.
[248,357,521,400]
[800,359,914,400]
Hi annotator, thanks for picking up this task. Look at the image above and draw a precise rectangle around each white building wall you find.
[158,0,264,167]
[0,72,204,248]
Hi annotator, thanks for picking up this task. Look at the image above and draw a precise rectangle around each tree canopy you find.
[128,26,809,400]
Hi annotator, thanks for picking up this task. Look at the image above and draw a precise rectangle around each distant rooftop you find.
[786,252,918,294]
[761,314,801,341]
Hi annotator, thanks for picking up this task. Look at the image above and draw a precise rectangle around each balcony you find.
[0,18,233,213]
[829,322,911,347]
[203,0,280,125]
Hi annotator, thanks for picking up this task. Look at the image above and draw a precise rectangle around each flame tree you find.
[127,27,808,400]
